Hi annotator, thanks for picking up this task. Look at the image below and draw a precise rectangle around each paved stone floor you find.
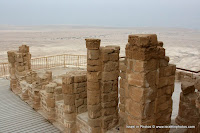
[0,78,60,133]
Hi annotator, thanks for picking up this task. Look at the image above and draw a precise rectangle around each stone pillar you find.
[7,51,17,92]
[155,42,176,133]
[62,71,87,132]
[101,46,120,132]
[7,45,31,97]
[86,39,102,132]
[62,74,76,133]
[124,34,161,133]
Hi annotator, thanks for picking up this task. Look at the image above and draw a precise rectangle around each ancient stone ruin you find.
[10,34,200,133]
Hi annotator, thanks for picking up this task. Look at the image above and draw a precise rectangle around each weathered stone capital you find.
[85,39,101,50]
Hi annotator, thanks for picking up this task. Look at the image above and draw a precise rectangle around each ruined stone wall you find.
[156,49,176,133]
[7,45,31,96]
[101,46,119,132]
[175,82,200,133]
[62,71,87,132]
[176,70,198,84]
[124,34,176,133]
[84,39,120,133]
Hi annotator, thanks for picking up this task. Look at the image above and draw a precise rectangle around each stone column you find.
[86,39,102,132]
[124,34,160,133]
[7,51,17,92]
[101,46,120,132]
[62,74,76,133]
[155,41,176,133]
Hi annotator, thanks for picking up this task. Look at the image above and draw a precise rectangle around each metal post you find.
[3,64,5,76]
[77,55,80,68]
[64,54,66,68]
[45,57,48,69]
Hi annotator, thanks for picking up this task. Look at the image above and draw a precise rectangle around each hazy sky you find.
[0,0,200,29]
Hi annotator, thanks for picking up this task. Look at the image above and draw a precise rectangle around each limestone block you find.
[64,105,76,113]
[101,107,117,116]
[87,65,101,72]
[75,99,84,107]
[87,81,100,91]
[101,81,113,93]
[181,82,195,95]
[128,86,156,103]
[103,61,119,72]
[54,86,62,94]
[88,117,101,127]
[101,100,117,108]
[62,76,74,84]
[101,92,118,103]
[127,72,146,87]
[63,94,75,105]
[80,91,87,99]
[19,45,29,53]
[74,87,85,94]
[159,57,169,67]
[85,39,101,50]
[74,74,87,83]
[46,98,55,108]
[87,50,100,60]
[102,71,119,81]
[45,82,57,93]
[87,72,101,82]
[119,61,126,72]
[158,41,163,47]
[74,82,86,88]
[87,90,101,105]
[88,104,101,119]
[128,34,158,47]
[62,83,73,94]
[87,59,101,66]
[101,52,119,62]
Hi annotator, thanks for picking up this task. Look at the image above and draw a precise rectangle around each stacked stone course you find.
[176,82,200,133]
[77,39,120,133]
[7,45,31,96]
[124,34,176,133]
[8,34,179,133]
[101,46,120,132]
[62,71,87,132]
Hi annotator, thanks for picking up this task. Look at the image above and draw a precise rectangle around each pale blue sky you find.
[0,0,200,29]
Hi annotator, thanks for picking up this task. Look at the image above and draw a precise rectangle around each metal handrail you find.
[1,55,200,77]
[0,54,87,77]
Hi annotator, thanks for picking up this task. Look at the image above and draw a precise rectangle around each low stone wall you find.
[176,70,198,83]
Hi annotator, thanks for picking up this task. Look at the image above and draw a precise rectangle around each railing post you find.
[45,57,48,69]
[64,54,66,68]
[3,64,5,76]
[77,55,80,68]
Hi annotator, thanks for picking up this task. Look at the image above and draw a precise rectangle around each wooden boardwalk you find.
[0,78,60,133]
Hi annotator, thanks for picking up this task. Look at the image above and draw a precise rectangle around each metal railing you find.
[0,54,87,77]
[1,55,199,78]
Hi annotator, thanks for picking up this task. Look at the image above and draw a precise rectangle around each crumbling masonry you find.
[7,34,178,133]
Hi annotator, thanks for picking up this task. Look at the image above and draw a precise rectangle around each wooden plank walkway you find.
[0,78,60,133]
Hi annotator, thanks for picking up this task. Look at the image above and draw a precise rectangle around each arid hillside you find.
[0,25,200,71]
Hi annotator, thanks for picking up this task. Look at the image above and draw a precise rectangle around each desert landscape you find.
[0,25,200,71]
